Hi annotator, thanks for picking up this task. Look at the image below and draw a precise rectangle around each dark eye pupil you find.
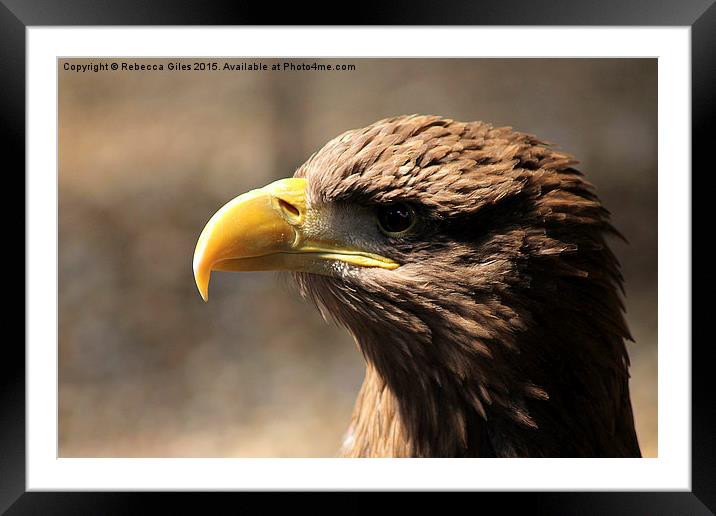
[378,203,414,234]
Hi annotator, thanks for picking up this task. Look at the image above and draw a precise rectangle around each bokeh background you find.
[59,58,657,457]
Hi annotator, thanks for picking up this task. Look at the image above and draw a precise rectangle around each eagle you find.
[192,115,641,458]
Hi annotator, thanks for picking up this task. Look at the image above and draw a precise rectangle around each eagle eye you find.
[376,203,416,236]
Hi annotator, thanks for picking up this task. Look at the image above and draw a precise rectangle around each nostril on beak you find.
[279,198,300,217]
[276,198,302,223]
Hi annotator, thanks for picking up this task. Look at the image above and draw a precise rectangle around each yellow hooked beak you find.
[193,177,399,301]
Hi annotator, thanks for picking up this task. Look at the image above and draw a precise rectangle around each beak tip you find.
[193,253,211,303]
[195,275,210,302]
[197,278,209,302]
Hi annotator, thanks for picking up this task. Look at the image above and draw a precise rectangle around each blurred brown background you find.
[59,58,657,457]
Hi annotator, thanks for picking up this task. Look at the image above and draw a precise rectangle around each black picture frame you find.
[3,1,709,513]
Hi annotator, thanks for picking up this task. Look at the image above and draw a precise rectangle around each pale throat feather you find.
[340,364,411,458]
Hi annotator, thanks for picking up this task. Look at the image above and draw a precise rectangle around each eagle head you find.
[192,115,640,457]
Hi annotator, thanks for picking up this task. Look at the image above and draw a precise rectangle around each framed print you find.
[3,0,709,513]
